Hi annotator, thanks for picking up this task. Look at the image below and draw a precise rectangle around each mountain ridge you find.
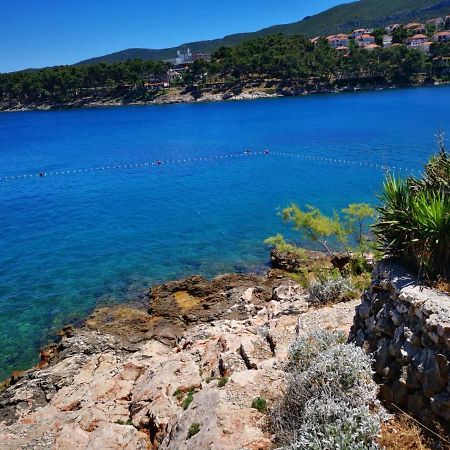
[75,0,450,66]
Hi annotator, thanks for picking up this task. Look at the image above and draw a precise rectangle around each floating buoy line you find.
[0,149,418,183]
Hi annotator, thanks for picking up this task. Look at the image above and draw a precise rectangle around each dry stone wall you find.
[350,260,450,424]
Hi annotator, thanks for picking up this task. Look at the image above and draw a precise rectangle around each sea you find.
[0,86,449,379]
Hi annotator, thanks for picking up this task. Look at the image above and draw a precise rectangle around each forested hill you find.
[77,0,450,65]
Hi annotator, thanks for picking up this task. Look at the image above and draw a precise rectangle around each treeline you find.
[1,34,449,106]
[0,60,169,104]
[186,34,450,86]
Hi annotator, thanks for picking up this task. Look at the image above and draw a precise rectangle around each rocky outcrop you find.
[0,273,358,449]
[350,260,450,425]
[269,249,329,273]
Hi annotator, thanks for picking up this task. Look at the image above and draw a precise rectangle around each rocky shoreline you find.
[1,80,447,113]
[0,268,358,449]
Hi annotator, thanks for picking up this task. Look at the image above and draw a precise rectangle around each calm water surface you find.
[0,86,449,378]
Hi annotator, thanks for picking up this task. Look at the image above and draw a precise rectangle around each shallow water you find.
[0,86,449,379]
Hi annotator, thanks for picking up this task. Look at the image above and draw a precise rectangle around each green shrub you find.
[266,203,375,275]
[115,418,133,425]
[218,376,229,388]
[374,146,450,280]
[173,388,183,401]
[251,397,267,413]
[187,422,201,439]
[182,390,194,410]
[264,234,306,258]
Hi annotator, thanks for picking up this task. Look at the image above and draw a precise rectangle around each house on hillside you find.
[310,37,321,45]
[415,41,432,54]
[426,17,444,29]
[405,22,424,31]
[335,46,350,55]
[193,53,211,62]
[326,34,349,48]
[350,28,368,39]
[385,24,400,34]
[355,34,375,47]
[364,44,379,50]
[383,35,393,47]
[432,31,450,42]
[406,34,428,46]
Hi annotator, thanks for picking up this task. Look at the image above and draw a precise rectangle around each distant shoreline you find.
[2,81,449,113]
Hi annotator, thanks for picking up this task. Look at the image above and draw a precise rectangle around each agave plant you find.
[408,137,450,195]
[374,147,450,280]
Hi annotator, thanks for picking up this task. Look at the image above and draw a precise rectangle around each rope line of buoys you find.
[0,149,418,183]
[269,152,418,174]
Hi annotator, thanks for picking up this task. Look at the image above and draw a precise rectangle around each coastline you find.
[0,257,359,448]
[1,80,448,113]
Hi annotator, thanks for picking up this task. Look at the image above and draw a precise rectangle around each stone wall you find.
[350,260,450,425]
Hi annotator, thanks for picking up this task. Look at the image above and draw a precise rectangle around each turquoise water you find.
[0,86,449,379]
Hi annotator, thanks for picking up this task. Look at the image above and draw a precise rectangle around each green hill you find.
[77,0,450,65]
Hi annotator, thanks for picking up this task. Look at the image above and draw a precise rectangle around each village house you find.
[385,24,400,33]
[350,28,369,39]
[382,35,393,47]
[432,31,450,42]
[310,37,321,45]
[364,43,379,51]
[415,41,432,54]
[326,34,349,48]
[355,34,375,47]
[426,17,445,29]
[406,34,428,46]
[405,22,424,31]
[335,46,349,54]
[193,53,211,62]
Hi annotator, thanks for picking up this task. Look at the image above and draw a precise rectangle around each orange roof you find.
[411,34,427,39]
[327,34,348,39]
[406,22,422,28]
[365,44,379,49]
[434,31,450,36]
[360,34,374,39]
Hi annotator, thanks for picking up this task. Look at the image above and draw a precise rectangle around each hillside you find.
[77,0,450,65]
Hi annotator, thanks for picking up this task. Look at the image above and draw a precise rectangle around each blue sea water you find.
[0,86,449,379]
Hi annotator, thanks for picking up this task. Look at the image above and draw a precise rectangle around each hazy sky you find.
[1,0,351,72]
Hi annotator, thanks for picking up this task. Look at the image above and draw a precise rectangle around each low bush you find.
[272,332,385,448]
[288,400,381,450]
[182,390,194,410]
[264,234,307,258]
[308,276,353,305]
[187,422,200,439]
[217,376,228,388]
[251,397,267,413]
[287,330,346,372]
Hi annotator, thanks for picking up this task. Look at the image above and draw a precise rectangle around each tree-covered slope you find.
[76,0,450,65]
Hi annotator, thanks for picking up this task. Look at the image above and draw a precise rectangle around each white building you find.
[382,35,393,47]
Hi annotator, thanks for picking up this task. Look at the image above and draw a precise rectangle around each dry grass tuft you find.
[379,414,432,450]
